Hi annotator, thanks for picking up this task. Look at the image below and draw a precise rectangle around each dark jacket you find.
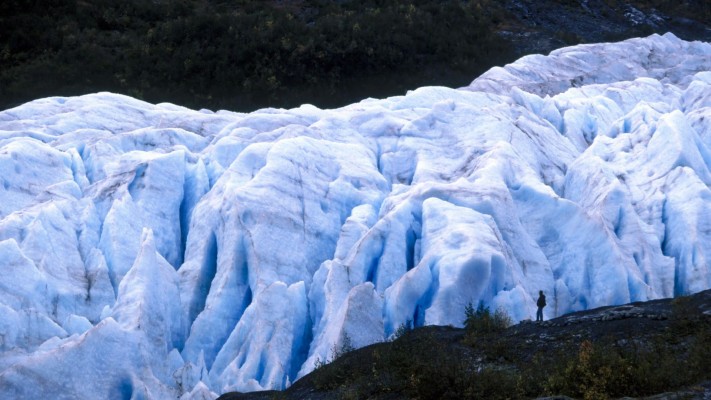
[537,294,546,308]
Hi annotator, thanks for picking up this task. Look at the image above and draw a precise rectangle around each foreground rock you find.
[219,289,711,399]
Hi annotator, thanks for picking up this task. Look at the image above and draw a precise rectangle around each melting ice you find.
[0,33,710,398]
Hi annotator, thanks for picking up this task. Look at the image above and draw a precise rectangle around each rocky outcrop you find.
[219,289,711,399]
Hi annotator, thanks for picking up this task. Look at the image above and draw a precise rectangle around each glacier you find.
[0,33,710,398]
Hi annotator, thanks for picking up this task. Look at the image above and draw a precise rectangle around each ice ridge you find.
[0,33,710,398]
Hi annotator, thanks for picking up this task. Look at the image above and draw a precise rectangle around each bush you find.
[543,340,624,400]
[464,302,512,336]
[314,333,355,370]
[312,333,357,391]
[537,334,711,399]
[391,319,413,341]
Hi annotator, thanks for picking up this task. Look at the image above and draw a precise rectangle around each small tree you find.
[313,333,355,371]
[332,333,355,360]
[392,319,413,341]
[464,301,512,336]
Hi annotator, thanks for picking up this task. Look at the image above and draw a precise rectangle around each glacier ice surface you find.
[0,33,710,398]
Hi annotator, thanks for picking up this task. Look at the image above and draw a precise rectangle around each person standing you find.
[536,290,546,322]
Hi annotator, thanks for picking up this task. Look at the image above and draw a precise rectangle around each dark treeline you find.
[0,0,513,112]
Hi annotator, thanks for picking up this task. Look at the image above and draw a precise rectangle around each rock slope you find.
[218,288,711,400]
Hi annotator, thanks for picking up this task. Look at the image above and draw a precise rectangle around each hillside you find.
[498,0,711,56]
[1,0,709,112]
[218,288,711,399]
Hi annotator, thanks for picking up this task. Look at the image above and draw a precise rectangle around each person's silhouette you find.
[536,291,546,322]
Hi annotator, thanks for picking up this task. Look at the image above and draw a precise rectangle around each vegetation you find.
[0,0,512,112]
[463,302,512,337]
[3,0,709,112]
[391,319,413,341]
[313,333,355,372]
[299,297,711,400]
[537,335,711,400]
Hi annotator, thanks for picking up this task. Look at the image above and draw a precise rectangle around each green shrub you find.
[312,333,357,391]
[538,335,711,399]
[314,333,355,370]
[392,319,413,341]
[332,334,355,361]
[463,302,512,336]
[543,340,624,400]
